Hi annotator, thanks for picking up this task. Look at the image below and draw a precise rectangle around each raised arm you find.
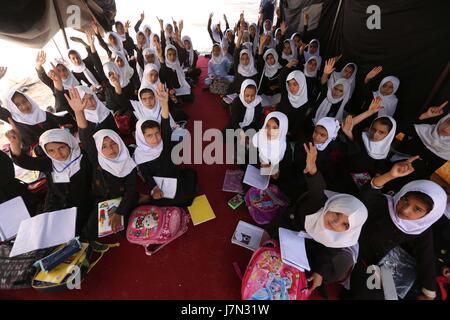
[371,155,420,189]
[134,11,145,33]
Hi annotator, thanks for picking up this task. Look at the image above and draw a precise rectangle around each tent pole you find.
[326,0,343,55]
[52,38,64,60]
[52,0,70,49]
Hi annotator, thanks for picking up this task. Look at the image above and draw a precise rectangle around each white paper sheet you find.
[0,197,30,241]
[153,177,178,199]
[9,207,77,257]
[243,165,270,190]
[279,227,311,272]
[231,220,265,251]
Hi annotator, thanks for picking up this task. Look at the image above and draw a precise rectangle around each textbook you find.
[153,177,177,199]
[222,169,244,193]
[0,197,30,241]
[243,165,270,190]
[279,228,311,272]
[231,221,265,252]
[98,198,124,238]
[188,195,216,226]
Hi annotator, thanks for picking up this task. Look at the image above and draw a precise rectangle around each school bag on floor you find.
[209,77,230,96]
[241,240,310,300]
[127,205,190,255]
[245,184,289,225]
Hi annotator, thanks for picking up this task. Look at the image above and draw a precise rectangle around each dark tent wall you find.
[281,0,450,121]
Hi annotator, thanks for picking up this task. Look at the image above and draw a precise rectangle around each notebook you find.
[98,198,124,238]
[188,195,216,226]
[153,177,177,199]
[279,228,311,272]
[231,221,265,251]
[243,165,270,190]
[0,196,31,241]
[222,169,244,193]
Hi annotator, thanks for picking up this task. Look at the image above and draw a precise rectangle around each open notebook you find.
[0,197,30,241]
[279,228,311,272]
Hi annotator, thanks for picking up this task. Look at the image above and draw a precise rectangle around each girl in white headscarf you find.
[112,52,135,87]
[102,61,137,106]
[328,62,358,99]
[140,63,161,90]
[303,39,322,70]
[373,76,400,117]
[180,35,201,82]
[66,49,101,89]
[267,142,368,291]
[105,32,128,58]
[280,39,298,66]
[351,161,448,300]
[225,48,259,100]
[314,79,350,124]
[256,48,282,107]
[160,45,192,101]
[52,59,80,90]
[205,43,234,89]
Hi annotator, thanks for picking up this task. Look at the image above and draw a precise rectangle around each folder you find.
[188,195,216,226]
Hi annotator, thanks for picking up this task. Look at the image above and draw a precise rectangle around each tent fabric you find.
[0,0,108,49]
[281,0,450,121]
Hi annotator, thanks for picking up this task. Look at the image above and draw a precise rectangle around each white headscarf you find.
[210,44,225,65]
[386,180,447,235]
[112,51,134,84]
[314,79,350,124]
[361,116,397,160]
[415,113,450,160]
[237,49,258,77]
[211,23,222,44]
[304,39,322,69]
[304,56,319,78]
[315,117,340,151]
[164,45,191,95]
[373,76,400,117]
[286,70,308,109]
[140,63,161,90]
[281,39,297,63]
[164,23,175,45]
[106,32,127,57]
[239,79,262,128]
[93,129,136,178]
[182,36,195,66]
[68,50,100,87]
[39,129,82,178]
[75,86,112,124]
[136,31,150,50]
[141,24,153,39]
[263,19,273,35]
[252,111,288,165]
[143,48,160,68]
[5,90,46,125]
[103,61,129,88]
[113,22,126,41]
[274,28,281,45]
[134,118,164,165]
[263,49,282,78]
[54,59,80,90]
[131,87,177,127]
[221,29,234,50]
[329,62,358,97]
[305,194,368,248]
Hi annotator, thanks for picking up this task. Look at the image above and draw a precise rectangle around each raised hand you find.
[419,101,448,120]
[36,50,47,68]
[124,20,131,33]
[47,63,62,82]
[209,12,214,20]
[368,96,382,114]
[179,20,184,32]
[341,115,354,139]
[155,82,169,104]
[140,11,145,21]
[389,155,420,178]
[304,12,310,25]
[303,142,318,175]
[287,59,299,69]
[0,66,7,80]
[323,57,337,75]
[280,21,288,35]
[365,66,383,83]
[64,87,87,113]
[5,118,22,156]
[91,20,100,35]
[85,30,95,47]
[156,16,164,28]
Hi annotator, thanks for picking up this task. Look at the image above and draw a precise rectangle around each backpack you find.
[127,205,189,255]
[0,243,53,290]
[209,77,230,96]
[245,184,289,225]
[241,240,310,300]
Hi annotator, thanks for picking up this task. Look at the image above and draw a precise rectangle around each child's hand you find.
[64,87,87,113]
[389,155,420,178]
[303,142,318,175]
[109,213,122,233]
[152,186,164,200]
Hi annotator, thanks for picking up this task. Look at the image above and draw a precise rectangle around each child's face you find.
[265,118,279,139]
[396,194,430,220]
[56,64,70,80]
[324,211,350,232]
[109,34,118,46]
[166,25,173,34]
[184,40,192,50]
[12,94,32,114]
[145,53,155,64]
[265,53,275,66]
[243,87,256,104]
[309,42,318,54]
[283,43,292,55]
[140,91,156,108]
[148,70,159,84]
[69,53,82,66]
[369,121,390,142]
[115,23,124,34]
[312,125,328,145]
[438,117,450,137]
[306,59,317,73]
[212,46,221,57]
[240,53,250,66]
[82,94,97,110]
[227,31,233,41]
[137,33,146,46]
[167,49,177,63]
[144,28,151,37]
[115,57,125,68]
[143,127,162,147]
[101,136,119,159]
[293,35,301,45]
[152,35,160,46]
[332,84,344,99]
[249,26,256,35]
[342,66,354,79]
[380,81,394,96]
[264,21,272,31]
[45,142,71,161]
[287,79,299,95]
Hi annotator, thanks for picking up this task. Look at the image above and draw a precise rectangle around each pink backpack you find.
[245,184,289,225]
[127,205,190,255]
[242,240,310,300]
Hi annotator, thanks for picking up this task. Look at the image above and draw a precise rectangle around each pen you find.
[160,178,164,192]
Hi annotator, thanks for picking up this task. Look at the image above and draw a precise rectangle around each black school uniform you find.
[104,82,137,113]
[226,49,259,95]
[266,171,356,284]
[256,53,282,97]
[78,128,138,240]
[349,183,437,299]
[179,48,201,82]
[138,117,197,207]
[11,151,94,236]
[71,48,105,88]
[86,113,118,134]
[225,98,263,132]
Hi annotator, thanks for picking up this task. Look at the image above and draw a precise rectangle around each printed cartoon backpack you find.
[241,240,310,300]
[127,205,190,255]
[245,184,289,225]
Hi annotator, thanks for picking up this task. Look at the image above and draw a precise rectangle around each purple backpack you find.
[244,184,289,225]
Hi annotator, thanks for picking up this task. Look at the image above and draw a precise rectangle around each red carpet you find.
[0,57,340,300]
